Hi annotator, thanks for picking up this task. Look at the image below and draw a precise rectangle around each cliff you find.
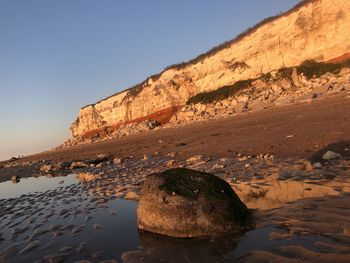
[70,0,350,141]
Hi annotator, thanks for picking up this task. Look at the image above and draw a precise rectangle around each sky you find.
[0,0,300,161]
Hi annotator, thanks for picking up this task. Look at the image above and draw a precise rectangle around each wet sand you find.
[1,152,350,262]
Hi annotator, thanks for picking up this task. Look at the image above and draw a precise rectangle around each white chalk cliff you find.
[70,0,350,140]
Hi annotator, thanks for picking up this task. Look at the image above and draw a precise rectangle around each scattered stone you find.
[167,152,177,158]
[286,135,294,138]
[166,160,176,168]
[97,153,110,160]
[40,164,54,173]
[112,157,122,165]
[304,161,313,171]
[322,151,341,160]
[313,162,322,168]
[137,168,253,238]
[70,161,89,169]
[186,155,203,163]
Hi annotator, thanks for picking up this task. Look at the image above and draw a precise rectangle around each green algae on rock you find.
[137,168,253,238]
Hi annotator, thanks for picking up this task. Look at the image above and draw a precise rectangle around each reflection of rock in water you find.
[231,177,350,210]
[122,231,239,263]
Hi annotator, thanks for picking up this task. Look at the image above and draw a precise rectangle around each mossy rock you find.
[137,168,253,238]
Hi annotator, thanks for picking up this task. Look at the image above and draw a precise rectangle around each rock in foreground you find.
[137,168,253,238]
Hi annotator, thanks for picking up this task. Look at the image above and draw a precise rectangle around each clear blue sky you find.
[0,0,300,161]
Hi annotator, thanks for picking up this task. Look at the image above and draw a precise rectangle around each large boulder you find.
[137,168,253,238]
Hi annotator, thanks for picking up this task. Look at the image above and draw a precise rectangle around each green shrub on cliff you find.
[297,59,350,79]
[186,79,253,105]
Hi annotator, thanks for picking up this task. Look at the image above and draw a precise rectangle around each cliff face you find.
[71,0,350,139]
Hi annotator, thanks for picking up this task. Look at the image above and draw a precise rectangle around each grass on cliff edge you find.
[187,59,350,105]
[158,168,253,228]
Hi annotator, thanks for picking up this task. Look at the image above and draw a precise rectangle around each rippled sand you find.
[0,155,349,262]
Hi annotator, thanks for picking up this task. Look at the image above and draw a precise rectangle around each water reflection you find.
[231,177,350,210]
[122,231,240,263]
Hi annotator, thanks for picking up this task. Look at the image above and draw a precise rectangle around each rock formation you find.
[68,0,350,145]
[137,168,253,237]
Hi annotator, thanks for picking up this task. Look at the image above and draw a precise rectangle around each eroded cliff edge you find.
[68,0,350,145]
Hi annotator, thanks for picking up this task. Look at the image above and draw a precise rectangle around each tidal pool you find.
[0,173,349,263]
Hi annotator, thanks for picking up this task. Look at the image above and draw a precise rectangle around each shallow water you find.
[0,173,349,263]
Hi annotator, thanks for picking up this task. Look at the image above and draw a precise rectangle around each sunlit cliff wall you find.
[71,0,350,139]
